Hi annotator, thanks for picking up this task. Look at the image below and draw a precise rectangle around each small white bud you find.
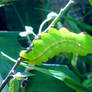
[19,32,28,37]
[19,26,34,37]
[25,26,33,33]
[47,12,57,20]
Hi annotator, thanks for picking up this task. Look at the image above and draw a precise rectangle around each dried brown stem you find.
[0,57,22,92]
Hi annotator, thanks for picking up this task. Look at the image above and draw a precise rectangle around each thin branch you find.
[38,18,51,34]
[0,57,22,92]
[39,0,74,34]
[1,51,28,67]
[0,0,74,91]
[27,0,74,52]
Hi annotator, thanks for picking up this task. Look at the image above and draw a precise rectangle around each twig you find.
[0,0,74,91]
[0,57,22,92]
[1,51,18,63]
[39,0,74,34]
[27,0,74,52]
[38,18,52,34]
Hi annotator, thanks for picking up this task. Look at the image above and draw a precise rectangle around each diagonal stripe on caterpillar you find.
[20,27,92,65]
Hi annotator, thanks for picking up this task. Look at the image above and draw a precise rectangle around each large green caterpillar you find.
[20,28,92,65]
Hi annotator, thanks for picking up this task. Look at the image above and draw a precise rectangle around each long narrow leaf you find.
[28,65,92,92]
[89,0,92,6]
[67,19,81,33]
[63,15,92,32]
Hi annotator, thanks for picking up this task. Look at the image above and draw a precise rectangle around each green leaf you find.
[82,72,92,77]
[0,0,16,3]
[26,65,75,92]
[63,15,92,32]
[0,31,24,78]
[9,78,19,92]
[28,65,92,92]
[0,0,16,7]
[82,78,92,88]
[89,0,92,6]
[67,16,81,33]
[41,65,80,81]
[0,31,24,91]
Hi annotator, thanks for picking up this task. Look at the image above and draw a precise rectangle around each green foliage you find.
[63,15,92,32]
[0,1,92,92]
[0,31,24,91]
[0,0,16,7]
[66,15,81,33]
[26,66,75,92]
[89,0,92,6]
[26,65,75,92]
[82,78,92,88]
[27,65,92,92]
[0,0,16,3]
[9,78,19,92]
[3,0,43,31]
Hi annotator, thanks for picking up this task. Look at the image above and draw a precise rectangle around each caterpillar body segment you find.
[20,28,92,65]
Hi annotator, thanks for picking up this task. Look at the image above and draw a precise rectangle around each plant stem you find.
[0,51,28,67]
[0,0,74,91]
[38,18,51,34]
[42,0,74,34]
[28,0,74,52]
[71,54,81,78]
[0,57,22,92]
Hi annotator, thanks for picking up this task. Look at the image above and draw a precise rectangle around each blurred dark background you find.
[0,0,92,32]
